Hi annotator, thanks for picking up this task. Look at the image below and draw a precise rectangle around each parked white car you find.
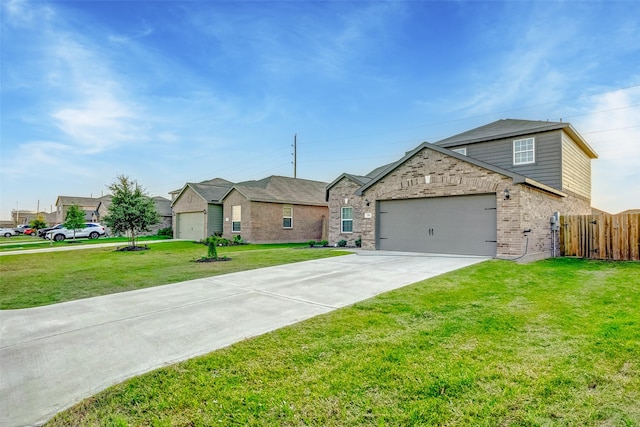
[0,227,19,237]
[45,223,106,241]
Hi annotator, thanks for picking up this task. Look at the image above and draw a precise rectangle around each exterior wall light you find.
[365,199,370,206]
[503,188,510,200]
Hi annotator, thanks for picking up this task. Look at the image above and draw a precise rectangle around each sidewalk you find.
[0,239,179,256]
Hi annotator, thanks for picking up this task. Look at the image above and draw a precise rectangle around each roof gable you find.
[224,175,328,206]
[55,196,100,208]
[354,142,565,197]
[171,180,234,206]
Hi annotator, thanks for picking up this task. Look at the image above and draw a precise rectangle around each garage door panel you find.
[177,212,204,241]
[377,194,496,256]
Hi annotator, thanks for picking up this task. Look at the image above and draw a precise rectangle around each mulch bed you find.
[195,257,232,263]
[115,245,150,252]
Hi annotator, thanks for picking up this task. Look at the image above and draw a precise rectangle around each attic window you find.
[451,147,467,155]
[513,137,535,165]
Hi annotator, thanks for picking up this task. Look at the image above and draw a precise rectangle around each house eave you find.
[521,178,567,197]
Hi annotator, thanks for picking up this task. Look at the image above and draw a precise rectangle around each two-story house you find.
[326,119,598,261]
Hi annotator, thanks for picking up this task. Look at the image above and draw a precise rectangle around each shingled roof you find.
[171,178,235,206]
[226,176,328,206]
[435,119,597,158]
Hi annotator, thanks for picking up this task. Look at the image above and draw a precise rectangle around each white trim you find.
[513,137,535,165]
[451,147,467,155]
[341,207,353,233]
[231,205,241,233]
[283,205,293,229]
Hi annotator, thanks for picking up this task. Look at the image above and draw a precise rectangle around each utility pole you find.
[292,134,297,179]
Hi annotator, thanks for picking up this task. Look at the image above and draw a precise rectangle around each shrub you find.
[157,227,173,237]
[355,236,362,247]
[233,234,244,245]
[205,237,218,260]
[338,240,347,247]
[320,240,328,247]
[217,237,231,246]
[308,240,316,247]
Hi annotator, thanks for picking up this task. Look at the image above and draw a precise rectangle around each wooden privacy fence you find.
[560,213,640,261]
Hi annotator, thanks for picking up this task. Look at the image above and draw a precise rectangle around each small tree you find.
[103,175,160,248]
[206,236,219,260]
[30,215,47,231]
[64,205,86,240]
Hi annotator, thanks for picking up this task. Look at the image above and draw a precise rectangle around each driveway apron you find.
[0,251,488,426]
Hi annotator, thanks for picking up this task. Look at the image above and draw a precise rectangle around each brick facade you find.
[172,187,207,215]
[327,177,366,247]
[223,189,328,243]
[328,146,592,261]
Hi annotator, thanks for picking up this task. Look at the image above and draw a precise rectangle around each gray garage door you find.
[176,212,204,241]
[377,194,497,256]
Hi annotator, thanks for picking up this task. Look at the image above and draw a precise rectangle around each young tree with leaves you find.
[29,215,47,231]
[64,204,86,240]
[103,175,160,249]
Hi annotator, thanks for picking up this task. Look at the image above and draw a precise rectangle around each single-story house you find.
[327,119,598,262]
[171,176,328,243]
[170,178,235,240]
[95,195,172,236]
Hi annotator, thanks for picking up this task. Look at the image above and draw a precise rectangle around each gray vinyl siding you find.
[463,130,562,190]
[207,204,223,236]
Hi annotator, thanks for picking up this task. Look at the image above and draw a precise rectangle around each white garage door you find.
[176,212,204,241]
[377,194,497,256]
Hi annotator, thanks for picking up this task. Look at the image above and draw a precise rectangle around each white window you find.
[232,205,241,232]
[283,205,293,228]
[341,207,353,233]
[513,138,535,165]
[452,147,467,155]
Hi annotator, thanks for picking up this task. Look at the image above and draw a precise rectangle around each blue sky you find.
[1,0,639,220]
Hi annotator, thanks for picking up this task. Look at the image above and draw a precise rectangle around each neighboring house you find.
[617,209,640,215]
[54,196,100,224]
[95,195,172,236]
[221,176,328,243]
[171,178,235,241]
[171,176,328,243]
[591,207,609,215]
[327,119,598,261]
[10,209,50,225]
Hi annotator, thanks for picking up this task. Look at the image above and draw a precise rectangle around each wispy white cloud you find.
[576,85,640,212]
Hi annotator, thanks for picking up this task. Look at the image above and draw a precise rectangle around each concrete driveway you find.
[0,251,488,426]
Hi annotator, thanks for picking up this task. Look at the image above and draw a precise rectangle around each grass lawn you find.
[47,258,639,426]
[0,234,171,252]
[0,242,348,309]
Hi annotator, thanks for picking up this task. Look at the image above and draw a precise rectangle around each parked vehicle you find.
[14,224,30,234]
[1,227,19,237]
[45,223,106,241]
[38,224,62,238]
[22,227,37,235]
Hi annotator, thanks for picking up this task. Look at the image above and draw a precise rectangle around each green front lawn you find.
[48,258,640,426]
[0,242,348,309]
[0,234,171,252]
